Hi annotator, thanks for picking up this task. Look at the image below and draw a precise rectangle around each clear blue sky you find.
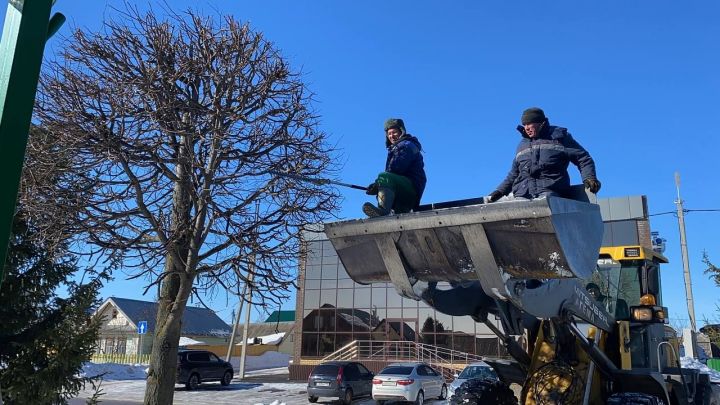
[6,1,720,326]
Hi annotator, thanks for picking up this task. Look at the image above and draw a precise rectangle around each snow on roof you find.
[238,332,286,345]
[337,312,371,330]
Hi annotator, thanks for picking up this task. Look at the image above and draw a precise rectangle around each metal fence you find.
[91,353,151,365]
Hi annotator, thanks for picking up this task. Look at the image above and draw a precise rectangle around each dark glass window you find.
[317,309,336,332]
[301,334,319,357]
[379,366,414,375]
[319,333,335,355]
[302,310,318,332]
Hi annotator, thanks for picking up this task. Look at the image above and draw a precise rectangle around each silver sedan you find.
[372,362,447,404]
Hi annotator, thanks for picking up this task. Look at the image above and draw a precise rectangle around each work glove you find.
[583,178,602,194]
[484,190,504,203]
[366,182,379,195]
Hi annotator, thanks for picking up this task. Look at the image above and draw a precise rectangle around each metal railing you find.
[91,353,151,365]
[322,340,487,378]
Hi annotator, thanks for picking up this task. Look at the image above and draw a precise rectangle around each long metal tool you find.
[269,170,367,191]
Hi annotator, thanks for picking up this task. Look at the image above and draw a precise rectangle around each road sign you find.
[138,321,148,335]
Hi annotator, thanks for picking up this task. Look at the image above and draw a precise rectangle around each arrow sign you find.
[137,321,148,335]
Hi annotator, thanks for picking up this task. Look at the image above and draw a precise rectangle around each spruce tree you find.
[0,212,108,404]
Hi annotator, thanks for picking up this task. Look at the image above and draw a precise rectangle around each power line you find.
[649,209,720,217]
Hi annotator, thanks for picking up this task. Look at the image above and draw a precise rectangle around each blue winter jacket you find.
[495,122,597,199]
[386,134,427,203]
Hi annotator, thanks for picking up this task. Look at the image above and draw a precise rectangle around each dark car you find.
[307,361,374,404]
[176,349,234,390]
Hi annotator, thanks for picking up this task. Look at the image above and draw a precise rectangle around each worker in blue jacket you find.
[487,107,601,202]
[363,118,427,217]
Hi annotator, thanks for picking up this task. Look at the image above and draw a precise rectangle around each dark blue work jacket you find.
[495,123,596,199]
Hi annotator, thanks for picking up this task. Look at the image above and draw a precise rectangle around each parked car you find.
[307,361,374,404]
[448,361,498,398]
[372,362,447,404]
[176,349,234,390]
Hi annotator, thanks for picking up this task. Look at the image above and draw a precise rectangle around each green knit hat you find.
[384,118,406,135]
[521,107,546,125]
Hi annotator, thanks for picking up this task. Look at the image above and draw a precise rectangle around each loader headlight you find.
[631,307,653,322]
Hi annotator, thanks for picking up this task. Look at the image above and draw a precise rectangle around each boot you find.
[362,187,395,218]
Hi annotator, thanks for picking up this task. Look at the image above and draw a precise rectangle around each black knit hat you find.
[521,107,546,125]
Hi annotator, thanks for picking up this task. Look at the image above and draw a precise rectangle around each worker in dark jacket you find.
[363,118,427,217]
[486,107,601,202]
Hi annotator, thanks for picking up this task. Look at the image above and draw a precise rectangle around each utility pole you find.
[225,283,248,362]
[239,201,260,379]
[675,172,697,332]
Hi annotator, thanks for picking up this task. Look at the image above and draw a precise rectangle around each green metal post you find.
[0,0,63,286]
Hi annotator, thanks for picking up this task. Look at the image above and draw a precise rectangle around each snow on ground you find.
[229,351,291,371]
[80,362,148,380]
[681,356,720,383]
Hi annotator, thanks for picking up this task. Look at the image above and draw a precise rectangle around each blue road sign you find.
[138,321,148,335]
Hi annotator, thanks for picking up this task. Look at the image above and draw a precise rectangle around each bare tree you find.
[34,6,340,404]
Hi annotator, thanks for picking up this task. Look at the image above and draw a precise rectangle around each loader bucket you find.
[324,197,603,299]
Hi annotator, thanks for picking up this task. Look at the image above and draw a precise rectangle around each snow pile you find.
[80,362,148,380]
[680,357,720,383]
[179,336,206,346]
[229,351,291,371]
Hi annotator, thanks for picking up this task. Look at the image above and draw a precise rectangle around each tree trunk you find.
[143,254,193,404]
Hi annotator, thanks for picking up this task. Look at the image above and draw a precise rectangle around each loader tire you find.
[448,378,517,405]
[607,392,665,405]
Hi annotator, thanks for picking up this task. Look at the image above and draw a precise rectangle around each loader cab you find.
[594,246,672,371]
[592,246,668,321]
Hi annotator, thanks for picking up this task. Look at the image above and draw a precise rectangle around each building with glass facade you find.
[290,228,504,378]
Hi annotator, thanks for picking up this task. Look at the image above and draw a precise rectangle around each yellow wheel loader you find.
[324,195,720,404]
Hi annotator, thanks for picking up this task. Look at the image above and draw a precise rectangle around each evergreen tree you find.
[0,213,108,404]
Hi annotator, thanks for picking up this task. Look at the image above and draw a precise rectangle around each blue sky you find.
[7,1,720,326]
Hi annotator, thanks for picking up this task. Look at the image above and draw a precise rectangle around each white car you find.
[447,361,498,399]
[372,362,447,405]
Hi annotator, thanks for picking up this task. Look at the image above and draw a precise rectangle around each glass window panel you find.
[321,279,337,289]
[337,288,353,308]
[337,278,356,288]
[434,312,453,334]
[402,306,418,319]
[453,334,476,354]
[321,240,335,256]
[435,334,453,351]
[319,333,335,356]
[320,289,336,307]
[387,308,402,318]
[453,315,476,335]
[317,309,335,332]
[371,287,387,307]
[302,311,318,332]
[351,309,373,332]
[304,279,321,290]
[354,287,371,307]
[387,288,402,307]
[303,289,320,309]
[322,263,338,280]
[353,332,371,343]
[335,334,353,351]
[419,308,435,333]
[370,308,385,328]
[305,265,321,280]
[301,333,319,357]
[335,310,354,333]
[402,297,418,309]
[338,264,351,280]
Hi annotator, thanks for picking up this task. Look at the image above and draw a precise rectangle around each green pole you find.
[0,0,64,286]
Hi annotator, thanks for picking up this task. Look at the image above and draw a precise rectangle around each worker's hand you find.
[366,182,379,195]
[584,178,602,194]
[485,190,503,203]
